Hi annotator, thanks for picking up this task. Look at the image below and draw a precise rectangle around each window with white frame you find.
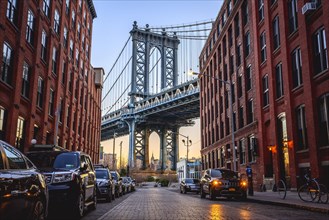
[65,0,70,15]
[43,0,50,17]
[288,0,298,34]
[70,40,74,58]
[291,48,302,88]
[296,105,308,150]
[275,63,284,99]
[49,89,54,116]
[245,31,250,57]
[72,10,76,29]
[7,0,18,24]
[52,47,57,74]
[260,32,266,63]
[248,136,256,162]
[239,138,246,164]
[15,117,25,150]
[273,16,280,50]
[1,42,13,85]
[41,30,47,61]
[313,28,328,75]
[54,9,60,34]
[26,10,35,45]
[319,93,329,147]
[37,77,44,108]
[262,75,269,107]
[63,27,68,48]
[21,62,30,98]
[258,0,264,22]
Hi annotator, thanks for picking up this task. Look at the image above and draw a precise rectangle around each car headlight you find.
[240,180,247,187]
[212,180,222,186]
[53,172,74,183]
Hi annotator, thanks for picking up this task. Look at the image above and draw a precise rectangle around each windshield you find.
[110,172,118,180]
[27,152,79,170]
[185,179,200,184]
[211,169,238,178]
[96,170,109,179]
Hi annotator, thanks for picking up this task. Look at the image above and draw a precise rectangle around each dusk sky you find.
[91,0,223,163]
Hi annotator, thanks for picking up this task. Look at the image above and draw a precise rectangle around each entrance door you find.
[277,113,290,186]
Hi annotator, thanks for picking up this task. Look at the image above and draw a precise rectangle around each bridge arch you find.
[148,46,162,95]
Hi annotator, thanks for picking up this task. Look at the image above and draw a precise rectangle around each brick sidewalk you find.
[240,191,329,214]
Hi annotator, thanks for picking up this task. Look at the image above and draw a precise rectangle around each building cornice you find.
[87,0,97,19]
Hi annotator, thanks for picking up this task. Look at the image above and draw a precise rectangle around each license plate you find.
[229,188,235,192]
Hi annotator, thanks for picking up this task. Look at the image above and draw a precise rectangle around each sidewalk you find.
[248,191,329,214]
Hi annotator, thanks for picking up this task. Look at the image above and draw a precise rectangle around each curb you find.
[247,198,329,214]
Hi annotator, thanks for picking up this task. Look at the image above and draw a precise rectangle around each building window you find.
[6,0,18,24]
[247,99,253,124]
[79,0,82,12]
[239,139,246,164]
[242,0,249,26]
[41,30,47,62]
[245,31,250,57]
[246,65,252,91]
[234,14,240,37]
[1,42,13,85]
[54,9,60,34]
[26,10,35,45]
[227,0,232,16]
[66,105,70,127]
[65,0,70,15]
[37,77,44,108]
[62,61,66,85]
[275,63,284,99]
[71,10,76,29]
[228,27,233,47]
[291,48,302,88]
[77,23,81,39]
[237,75,242,98]
[0,106,7,140]
[239,106,244,128]
[273,16,280,50]
[248,136,256,162]
[70,40,74,58]
[262,75,269,107]
[75,49,79,67]
[63,27,68,48]
[296,105,308,150]
[288,0,298,34]
[260,32,266,63]
[52,47,57,74]
[258,0,264,22]
[313,28,328,75]
[15,117,25,150]
[236,45,241,66]
[42,0,50,17]
[21,62,30,98]
[49,89,54,116]
[319,93,329,147]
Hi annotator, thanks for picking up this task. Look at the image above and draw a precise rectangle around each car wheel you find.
[200,186,206,199]
[183,187,187,194]
[106,189,112,203]
[30,199,46,220]
[241,192,247,200]
[180,187,183,194]
[209,187,216,200]
[73,193,85,219]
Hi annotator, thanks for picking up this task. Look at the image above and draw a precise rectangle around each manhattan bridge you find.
[101,20,212,171]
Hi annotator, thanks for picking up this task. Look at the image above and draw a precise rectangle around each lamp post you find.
[191,71,237,172]
[120,141,123,170]
[174,132,192,178]
[112,133,117,170]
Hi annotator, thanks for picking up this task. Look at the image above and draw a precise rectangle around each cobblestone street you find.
[81,186,329,220]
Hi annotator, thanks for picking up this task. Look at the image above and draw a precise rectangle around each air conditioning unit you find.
[302,2,317,15]
[94,68,104,88]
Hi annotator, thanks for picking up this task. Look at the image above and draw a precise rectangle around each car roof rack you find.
[29,144,69,152]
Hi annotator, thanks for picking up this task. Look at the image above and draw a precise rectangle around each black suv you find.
[95,167,115,202]
[200,169,247,200]
[26,146,97,218]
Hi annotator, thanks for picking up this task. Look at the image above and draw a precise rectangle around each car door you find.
[0,143,32,219]
[203,169,212,193]
[84,155,95,201]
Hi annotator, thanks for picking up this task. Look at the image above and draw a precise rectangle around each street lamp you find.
[190,70,237,172]
[112,132,117,170]
[174,132,192,178]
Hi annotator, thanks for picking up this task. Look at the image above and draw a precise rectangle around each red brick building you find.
[0,0,103,162]
[199,0,329,189]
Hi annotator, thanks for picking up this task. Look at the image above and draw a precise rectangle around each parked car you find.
[200,169,247,200]
[180,178,200,194]
[127,176,136,191]
[122,177,132,193]
[95,167,115,202]
[110,171,123,197]
[0,140,48,220]
[26,146,97,219]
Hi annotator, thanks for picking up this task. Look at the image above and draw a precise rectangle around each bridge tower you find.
[125,21,180,171]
